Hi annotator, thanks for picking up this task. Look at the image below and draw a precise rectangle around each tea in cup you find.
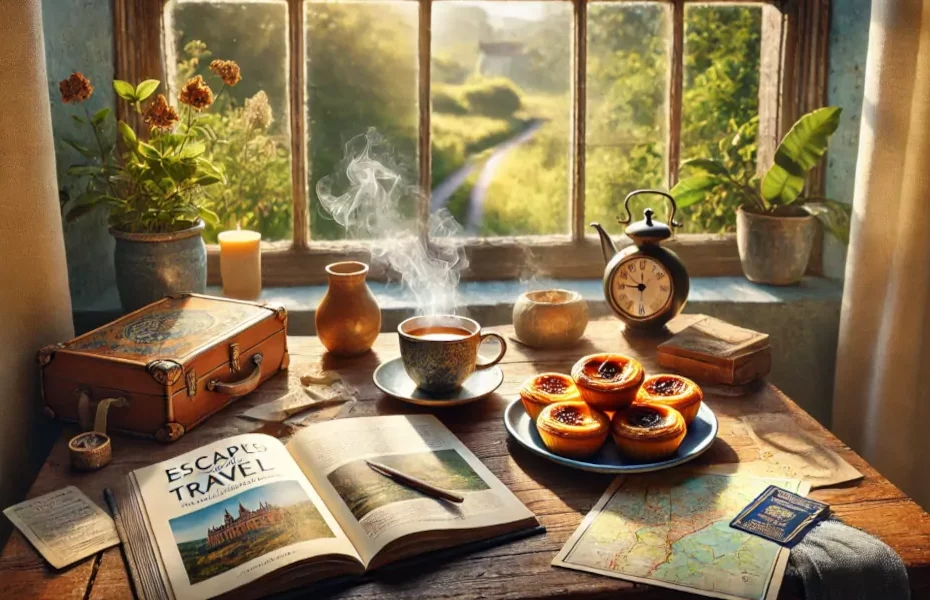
[398,315,507,393]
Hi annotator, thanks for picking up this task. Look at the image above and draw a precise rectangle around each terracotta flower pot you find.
[736,206,815,285]
[315,261,381,356]
[110,220,206,312]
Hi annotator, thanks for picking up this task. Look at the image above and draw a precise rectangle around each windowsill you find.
[73,276,842,336]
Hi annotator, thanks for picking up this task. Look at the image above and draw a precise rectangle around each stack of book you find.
[657,315,771,386]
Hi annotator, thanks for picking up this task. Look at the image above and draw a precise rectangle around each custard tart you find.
[536,401,610,459]
[611,404,687,461]
[519,373,582,420]
[634,374,703,425]
[570,353,645,411]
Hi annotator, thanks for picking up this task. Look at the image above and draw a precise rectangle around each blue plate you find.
[503,399,719,474]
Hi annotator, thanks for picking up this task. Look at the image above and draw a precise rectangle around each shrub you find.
[461,78,522,118]
[432,86,469,115]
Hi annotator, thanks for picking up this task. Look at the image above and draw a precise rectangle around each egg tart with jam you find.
[570,353,645,411]
[634,374,703,425]
[519,373,582,420]
[536,401,610,459]
[611,404,687,461]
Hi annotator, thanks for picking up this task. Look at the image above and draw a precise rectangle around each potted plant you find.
[58,60,241,310]
[671,106,850,285]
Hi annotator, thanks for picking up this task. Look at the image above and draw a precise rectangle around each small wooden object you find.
[68,432,112,471]
[657,315,771,385]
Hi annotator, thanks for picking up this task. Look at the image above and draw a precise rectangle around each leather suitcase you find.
[38,293,289,442]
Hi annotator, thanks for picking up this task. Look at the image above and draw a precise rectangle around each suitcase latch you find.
[186,369,197,397]
[229,343,241,373]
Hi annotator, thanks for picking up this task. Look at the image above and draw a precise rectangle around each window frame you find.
[114,0,830,286]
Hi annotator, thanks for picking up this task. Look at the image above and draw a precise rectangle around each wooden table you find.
[3,316,930,599]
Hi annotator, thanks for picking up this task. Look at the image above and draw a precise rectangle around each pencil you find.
[365,460,465,503]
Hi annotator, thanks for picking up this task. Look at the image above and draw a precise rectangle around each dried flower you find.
[143,94,180,131]
[209,59,241,87]
[59,72,94,104]
[179,75,214,111]
[243,91,273,131]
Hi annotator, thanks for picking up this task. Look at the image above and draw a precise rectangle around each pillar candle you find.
[218,229,262,300]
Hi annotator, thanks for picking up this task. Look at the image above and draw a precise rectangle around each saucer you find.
[373,358,504,407]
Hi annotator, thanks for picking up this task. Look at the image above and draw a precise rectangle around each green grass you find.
[175,502,334,585]
[327,450,489,521]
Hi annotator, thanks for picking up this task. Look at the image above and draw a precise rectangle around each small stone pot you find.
[315,261,381,356]
[513,289,589,348]
[111,220,207,312]
[736,206,816,285]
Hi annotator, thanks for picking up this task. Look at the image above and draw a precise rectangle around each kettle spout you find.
[590,222,618,264]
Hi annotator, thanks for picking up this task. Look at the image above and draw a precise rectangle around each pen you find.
[365,460,465,504]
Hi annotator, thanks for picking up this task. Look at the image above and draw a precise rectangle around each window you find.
[116,0,829,285]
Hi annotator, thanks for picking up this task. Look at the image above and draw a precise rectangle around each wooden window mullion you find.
[570,0,587,242]
[417,0,433,242]
[667,0,684,187]
[289,0,310,249]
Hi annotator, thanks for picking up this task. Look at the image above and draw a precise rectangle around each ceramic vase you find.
[111,220,207,312]
[315,261,381,356]
[737,206,816,285]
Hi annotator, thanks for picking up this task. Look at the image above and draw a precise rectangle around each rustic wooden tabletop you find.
[2,315,929,599]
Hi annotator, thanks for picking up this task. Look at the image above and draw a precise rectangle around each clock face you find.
[611,256,674,319]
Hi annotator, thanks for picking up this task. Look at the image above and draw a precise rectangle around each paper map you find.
[554,471,809,600]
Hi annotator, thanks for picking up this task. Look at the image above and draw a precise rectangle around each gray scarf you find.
[787,518,910,600]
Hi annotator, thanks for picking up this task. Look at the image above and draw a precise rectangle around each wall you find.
[42,0,116,307]
[823,0,872,279]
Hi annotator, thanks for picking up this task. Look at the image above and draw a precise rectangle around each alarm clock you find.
[591,189,689,332]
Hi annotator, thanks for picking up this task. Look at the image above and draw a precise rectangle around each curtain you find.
[833,0,930,510]
[0,0,74,533]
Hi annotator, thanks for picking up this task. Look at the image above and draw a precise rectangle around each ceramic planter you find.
[736,206,815,285]
[512,289,589,348]
[110,220,207,312]
[315,261,381,356]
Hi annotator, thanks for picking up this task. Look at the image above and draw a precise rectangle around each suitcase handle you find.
[207,354,264,396]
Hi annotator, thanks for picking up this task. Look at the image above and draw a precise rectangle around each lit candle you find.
[218,228,262,300]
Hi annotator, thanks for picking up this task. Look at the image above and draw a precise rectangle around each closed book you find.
[658,315,771,385]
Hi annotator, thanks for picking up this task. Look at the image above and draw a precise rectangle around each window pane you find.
[168,0,293,242]
[306,1,419,241]
[586,3,669,236]
[680,4,762,233]
[431,2,572,236]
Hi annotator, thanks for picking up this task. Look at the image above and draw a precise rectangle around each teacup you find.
[398,315,507,393]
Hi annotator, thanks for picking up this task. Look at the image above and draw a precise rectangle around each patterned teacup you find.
[398,315,507,393]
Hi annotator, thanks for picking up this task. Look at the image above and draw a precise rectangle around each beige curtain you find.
[833,0,930,509]
[0,0,74,529]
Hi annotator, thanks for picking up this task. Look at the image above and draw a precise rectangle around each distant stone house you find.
[206,501,285,548]
[476,41,526,79]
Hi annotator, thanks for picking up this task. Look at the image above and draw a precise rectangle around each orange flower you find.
[59,72,94,104]
[143,94,180,131]
[179,75,214,111]
[209,59,241,87]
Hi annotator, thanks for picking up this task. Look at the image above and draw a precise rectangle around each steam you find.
[316,128,467,316]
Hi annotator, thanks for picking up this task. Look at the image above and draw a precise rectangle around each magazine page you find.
[286,415,536,566]
[133,433,361,600]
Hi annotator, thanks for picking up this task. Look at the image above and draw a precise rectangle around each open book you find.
[108,415,539,600]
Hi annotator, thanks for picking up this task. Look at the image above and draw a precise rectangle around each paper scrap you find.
[3,486,119,569]
[241,369,354,423]
[740,413,863,489]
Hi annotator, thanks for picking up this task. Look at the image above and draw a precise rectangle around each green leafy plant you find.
[671,106,851,243]
[58,64,243,233]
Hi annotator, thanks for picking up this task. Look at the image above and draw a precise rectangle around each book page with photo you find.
[133,434,361,600]
[286,414,537,567]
